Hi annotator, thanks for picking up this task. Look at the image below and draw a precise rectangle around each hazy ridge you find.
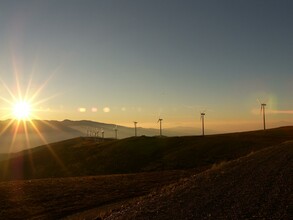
[0,119,209,153]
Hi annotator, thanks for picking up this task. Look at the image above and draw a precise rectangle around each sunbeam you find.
[0,62,66,178]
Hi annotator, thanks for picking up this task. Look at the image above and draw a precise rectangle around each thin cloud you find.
[268,110,293,114]
[251,108,293,115]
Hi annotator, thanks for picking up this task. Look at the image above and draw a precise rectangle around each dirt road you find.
[106,142,293,219]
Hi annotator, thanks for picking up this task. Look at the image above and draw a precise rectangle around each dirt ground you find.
[0,170,195,219]
[0,140,292,219]
[104,141,293,220]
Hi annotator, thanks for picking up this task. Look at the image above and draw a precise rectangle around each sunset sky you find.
[0,0,292,132]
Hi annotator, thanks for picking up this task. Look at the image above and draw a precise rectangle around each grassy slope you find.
[0,126,293,180]
[0,127,292,219]
[105,140,293,220]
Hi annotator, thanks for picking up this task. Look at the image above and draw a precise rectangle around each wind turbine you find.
[101,129,104,140]
[95,128,99,142]
[157,118,163,136]
[114,125,118,139]
[134,121,138,137]
[258,99,267,130]
[200,112,206,136]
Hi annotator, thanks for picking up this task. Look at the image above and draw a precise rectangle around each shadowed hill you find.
[105,139,293,220]
[0,126,293,180]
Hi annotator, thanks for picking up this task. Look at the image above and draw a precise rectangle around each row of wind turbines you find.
[86,101,267,139]
[154,100,267,137]
[86,128,105,140]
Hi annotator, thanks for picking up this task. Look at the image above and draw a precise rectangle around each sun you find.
[12,101,32,120]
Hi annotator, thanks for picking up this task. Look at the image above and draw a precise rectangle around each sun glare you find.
[13,101,31,120]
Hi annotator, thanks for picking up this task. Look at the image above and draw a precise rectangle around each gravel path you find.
[105,141,293,220]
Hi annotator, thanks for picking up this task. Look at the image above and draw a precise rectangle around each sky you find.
[0,0,292,132]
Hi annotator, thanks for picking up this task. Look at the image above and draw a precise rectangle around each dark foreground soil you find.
[0,170,195,219]
[0,140,291,219]
[105,141,293,220]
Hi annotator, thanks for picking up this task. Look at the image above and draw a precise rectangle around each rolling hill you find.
[0,119,203,153]
[1,126,293,180]
[105,140,293,220]
[0,129,291,219]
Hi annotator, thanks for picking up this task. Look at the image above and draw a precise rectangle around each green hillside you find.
[1,126,293,180]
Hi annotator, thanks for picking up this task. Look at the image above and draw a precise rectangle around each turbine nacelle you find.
[199,111,206,136]
[257,99,267,130]
[200,112,206,121]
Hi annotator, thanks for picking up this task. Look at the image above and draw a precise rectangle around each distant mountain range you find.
[0,119,204,153]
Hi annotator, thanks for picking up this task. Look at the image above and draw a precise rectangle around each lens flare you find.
[0,58,67,177]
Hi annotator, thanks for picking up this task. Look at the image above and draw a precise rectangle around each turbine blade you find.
[260,106,263,114]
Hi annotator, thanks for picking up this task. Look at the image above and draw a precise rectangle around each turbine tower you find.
[95,128,99,142]
[200,112,206,136]
[257,99,267,130]
[101,129,104,140]
[134,121,138,137]
[157,118,163,136]
[260,103,267,130]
